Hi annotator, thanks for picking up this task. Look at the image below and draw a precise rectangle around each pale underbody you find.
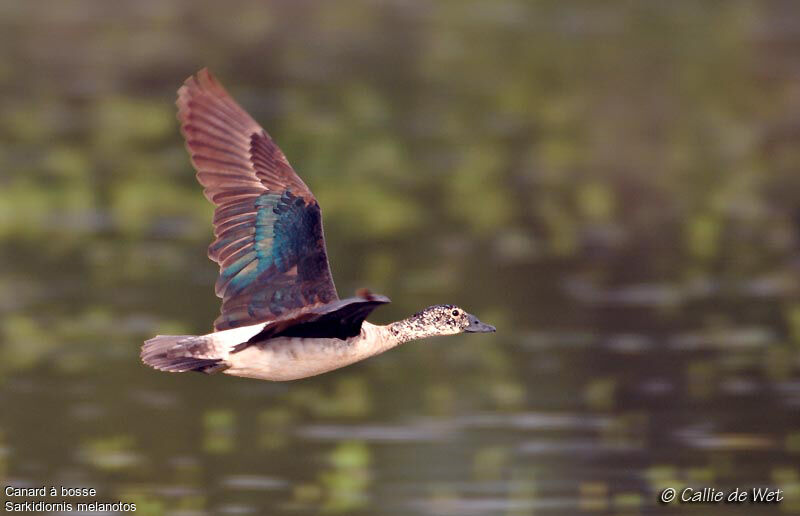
[208,321,398,381]
[142,307,490,380]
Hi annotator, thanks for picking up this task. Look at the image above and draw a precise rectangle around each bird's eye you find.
[452,310,460,316]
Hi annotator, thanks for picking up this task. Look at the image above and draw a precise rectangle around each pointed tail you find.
[141,335,224,373]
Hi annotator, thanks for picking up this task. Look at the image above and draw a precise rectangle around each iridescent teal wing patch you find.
[177,69,338,330]
[210,190,338,330]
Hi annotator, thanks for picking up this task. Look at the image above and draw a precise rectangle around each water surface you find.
[2,1,800,514]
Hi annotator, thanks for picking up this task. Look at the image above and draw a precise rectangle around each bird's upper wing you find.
[177,68,338,331]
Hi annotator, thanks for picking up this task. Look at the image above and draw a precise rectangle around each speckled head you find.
[405,304,496,336]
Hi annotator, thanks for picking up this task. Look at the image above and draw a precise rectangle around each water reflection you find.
[2,0,800,514]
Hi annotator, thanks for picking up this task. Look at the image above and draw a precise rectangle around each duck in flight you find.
[141,69,495,381]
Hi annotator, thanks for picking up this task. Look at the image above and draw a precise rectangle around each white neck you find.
[360,321,404,353]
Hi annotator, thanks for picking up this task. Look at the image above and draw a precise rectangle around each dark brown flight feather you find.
[177,68,340,330]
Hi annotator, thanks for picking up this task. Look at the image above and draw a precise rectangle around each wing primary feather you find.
[186,99,253,134]
[186,140,248,161]
[193,156,255,173]
[182,121,251,150]
[177,68,338,330]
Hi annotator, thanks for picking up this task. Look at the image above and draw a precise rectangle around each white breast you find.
[221,322,395,381]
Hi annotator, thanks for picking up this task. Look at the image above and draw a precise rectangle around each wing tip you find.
[176,67,226,123]
[178,67,215,95]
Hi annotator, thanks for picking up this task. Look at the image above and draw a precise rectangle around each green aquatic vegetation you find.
[602,412,647,448]
[330,376,372,417]
[113,489,166,516]
[489,381,526,410]
[203,409,236,454]
[472,445,510,481]
[447,145,514,234]
[111,177,210,237]
[257,407,294,450]
[2,101,64,144]
[80,435,140,471]
[577,482,608,511]
[0,314,57,372]
[0,179,95,239]
[763,344,794,381]
[42,145,92,180]
[786,432,800,454]
[0,430,7,480]
[584,377,617,411]
[577,181,615,223]
[771,467,800,512]
[537,196,578,256]
[0,306,151,375]
[645,465,680,495]
[292,482,323,505]
[506,469,538,516]
[686,466,715,486]
[0,1,799,514]
[785,304,800,348]
[423,382,456,416]
[361,251,398,288]
[287,376,372,418]
[320,441,371,513]
[612,491,642,511]
[318,181,424,238]
[686,213,721,262]
[687,359,717,401]
[91,97,174,148]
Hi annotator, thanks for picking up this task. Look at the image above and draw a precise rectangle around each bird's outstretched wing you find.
[177,68,338,331]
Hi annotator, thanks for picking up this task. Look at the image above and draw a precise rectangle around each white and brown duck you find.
[141,69,495,381]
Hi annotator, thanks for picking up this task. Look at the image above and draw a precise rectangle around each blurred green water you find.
[1,0,800,514]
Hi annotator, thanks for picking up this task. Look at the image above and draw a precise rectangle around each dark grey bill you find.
[464,314,496,333]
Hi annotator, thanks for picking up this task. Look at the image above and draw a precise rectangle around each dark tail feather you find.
[141,335,223,373]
